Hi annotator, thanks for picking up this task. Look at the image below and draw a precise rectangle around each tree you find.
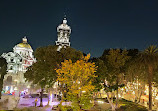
[125,55,149,103]
[24,45,83,107]
[56,54,97,111]
[0,57,7,99]
[135,45,158,110]
[124,49,147,103]
[90,58,107,92]
[125,49,140,82]
[106,49,130,109]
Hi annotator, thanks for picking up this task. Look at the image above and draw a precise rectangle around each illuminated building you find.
[1,17,71,95]
[1,37,36,93]
[56,17,71,51]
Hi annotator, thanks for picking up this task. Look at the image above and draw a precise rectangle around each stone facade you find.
[1,37,35,93]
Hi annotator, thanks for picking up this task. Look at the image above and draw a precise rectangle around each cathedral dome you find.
[17,43,32,49]
[16,37,32,49]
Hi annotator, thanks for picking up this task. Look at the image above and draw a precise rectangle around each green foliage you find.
[140,45,158,67]
[125,60,148,83]
[105,49,130,85]
[58,104,72,111]
[134,45,158,74]
[79,94,93,109]
[24,45,83,88]
[100,49,130,109]
[24,46,83,107]
[90,58,107,91]
[126,45,158,110]
[106,49,130,69]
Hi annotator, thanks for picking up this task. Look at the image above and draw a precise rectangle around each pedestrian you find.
[35,98,38,107]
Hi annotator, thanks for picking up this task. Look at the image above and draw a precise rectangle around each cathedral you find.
[1,37,36,94]
[1,17,71,94]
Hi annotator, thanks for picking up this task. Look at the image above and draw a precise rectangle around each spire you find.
[22,36,27,43]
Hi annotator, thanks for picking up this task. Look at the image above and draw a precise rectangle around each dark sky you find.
[0,0,158,57]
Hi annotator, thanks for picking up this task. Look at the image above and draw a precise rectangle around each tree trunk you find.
[77,93,82,110]
[0,74,5,99]
[58,84,64,110]
[137,89,142,103]
[137,81,143,103]
[0,85,2,99]
[58,94,64,111]
[148,66,153,111]
[39,88,43,107]
[115,77,119,109]
[107,92,115,111]
[47,89,50,106]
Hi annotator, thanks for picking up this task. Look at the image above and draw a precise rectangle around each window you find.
[10,58,14,62]
[10,66,13,70]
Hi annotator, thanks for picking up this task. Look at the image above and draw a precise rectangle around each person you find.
[35,98,38,107]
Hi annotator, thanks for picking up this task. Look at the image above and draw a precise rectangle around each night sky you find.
[0,0,158,57]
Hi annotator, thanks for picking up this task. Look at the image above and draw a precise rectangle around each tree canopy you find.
[24,45,83,87]
[56,54,97,110]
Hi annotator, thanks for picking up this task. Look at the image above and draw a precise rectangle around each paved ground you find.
[15,106,53,111]
[17,97,60,110]
[2,94,158,111]
[17,97,50,107]
[0,95,19,110]
[16,98,111,111]
[0,95,112,111]
[16,97,73,111]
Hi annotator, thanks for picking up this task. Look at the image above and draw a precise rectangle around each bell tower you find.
[56,17,71,51]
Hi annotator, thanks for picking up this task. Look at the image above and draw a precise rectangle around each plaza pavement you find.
[0,95,112,111]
